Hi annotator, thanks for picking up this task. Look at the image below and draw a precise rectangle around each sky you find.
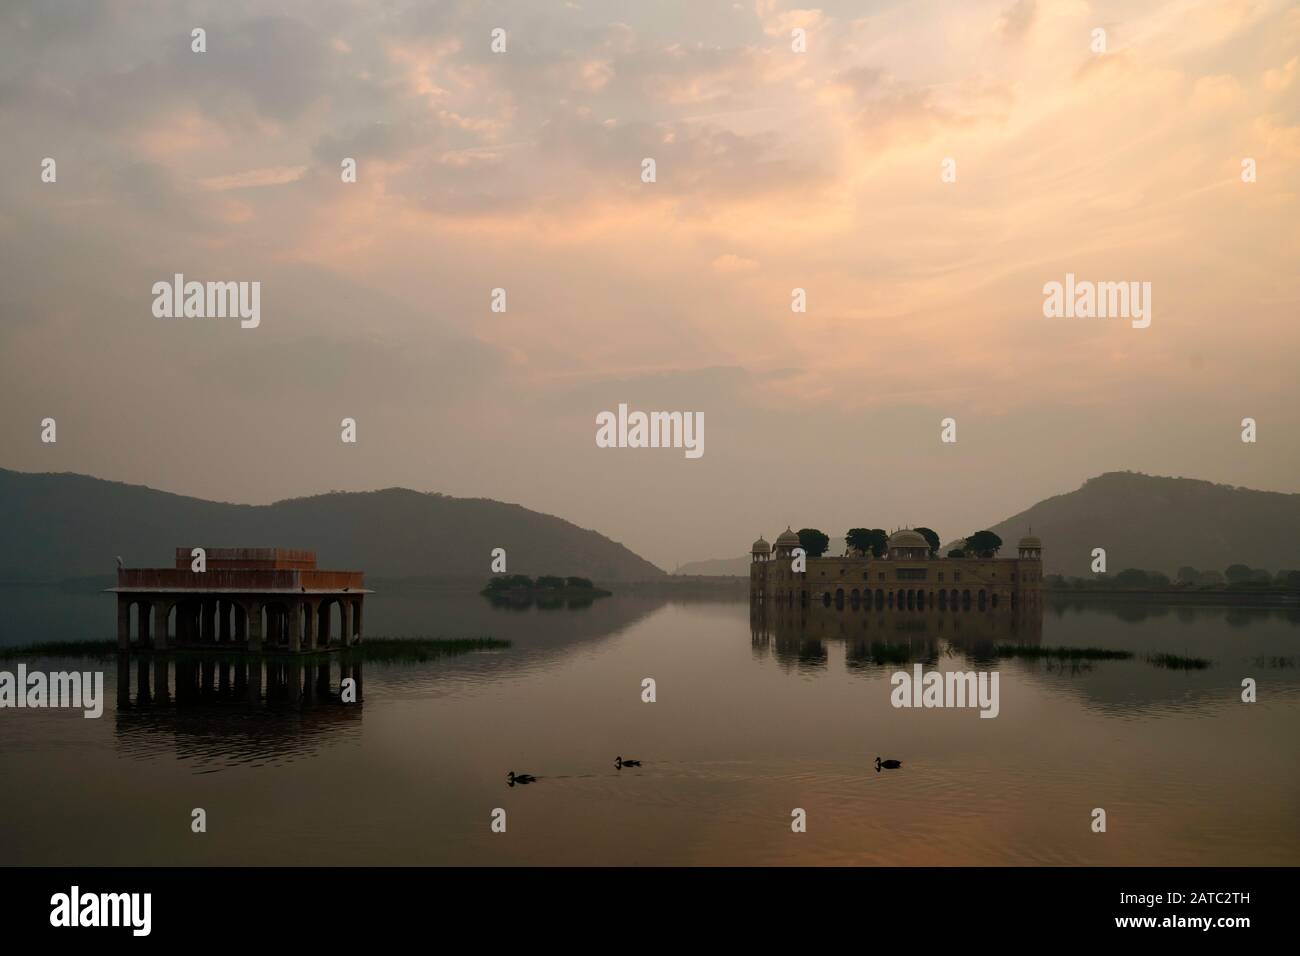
[1,0,1297,571]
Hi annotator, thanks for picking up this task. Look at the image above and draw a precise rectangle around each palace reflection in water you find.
[751,596,1044,671]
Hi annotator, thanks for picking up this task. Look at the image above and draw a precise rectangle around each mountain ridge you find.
[673,472,1300,578]
[0,467,665,583]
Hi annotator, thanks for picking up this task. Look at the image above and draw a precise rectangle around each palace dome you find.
[751,536,771,554]
[887,529,928,550]
[1018,535,1042,549]
[774,527,800,549]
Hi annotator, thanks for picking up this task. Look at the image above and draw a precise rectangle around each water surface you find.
[1,587,1297,865]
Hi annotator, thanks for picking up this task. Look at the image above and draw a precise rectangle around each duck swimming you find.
[615,756,641,769]
[875,757,902,772]
[506,771,536,786]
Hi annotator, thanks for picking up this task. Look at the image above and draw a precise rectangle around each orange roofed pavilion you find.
[110,547,371,654]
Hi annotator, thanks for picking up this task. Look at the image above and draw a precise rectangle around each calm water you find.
[1,585,1298,865]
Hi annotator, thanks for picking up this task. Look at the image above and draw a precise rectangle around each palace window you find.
[954,572,961,582]
[897,568,927,581]
[938,572,945,583]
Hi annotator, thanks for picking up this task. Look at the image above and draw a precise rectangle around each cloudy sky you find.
[2,0,1297,569]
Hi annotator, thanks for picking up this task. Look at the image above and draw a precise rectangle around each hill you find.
[674,555,750,577]
[678,473,1300,579]
[984,472,1300,578]
[0,468,665,584]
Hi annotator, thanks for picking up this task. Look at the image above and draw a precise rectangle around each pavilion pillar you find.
[202,600,217,644]
[318,602,332,646]
[288,600,302,653]
[247,601,263,652]
[138,601,151,645]
[218,600,231,642]
[153,602,170,650]
[117,596,131,650]
[340,601,353,648]
[353,599,363,643]
[303,599,317,649]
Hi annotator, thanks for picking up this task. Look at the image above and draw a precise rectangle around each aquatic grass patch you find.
[1145,653,1212,670]
[1253,655,1295,668]
[342,637,510,663]
[0,637,510,664]
[994,645,1133,661]
[0,640,118,661]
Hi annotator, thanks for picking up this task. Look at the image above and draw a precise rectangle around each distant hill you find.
[674,555,750,577]
[679,473,1300,579]
[983,472,1300,578]
[0,468,665,584]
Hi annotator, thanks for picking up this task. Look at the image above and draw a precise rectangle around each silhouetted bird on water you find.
[615,756,641,769]
[506,771,536,786]
[875,757,902,772]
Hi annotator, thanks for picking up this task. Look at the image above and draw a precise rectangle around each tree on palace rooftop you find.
[964,530,1003,558]
[914,527,941,557]
[846,528,888,558]
[797,528,830,558]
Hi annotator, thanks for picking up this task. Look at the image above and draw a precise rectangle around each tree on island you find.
[565,576,594,589]
[535,575,565,589]
[914,527,941,557]
[1225,563,1257,584]
[797,528,830,558]
[1114,568,1150,588]
[947,549,966,558]
[485,574,534,591]
[846,528,888,558]
[963,531,1003,558]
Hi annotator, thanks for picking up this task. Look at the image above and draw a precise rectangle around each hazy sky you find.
[2,0,1297,570]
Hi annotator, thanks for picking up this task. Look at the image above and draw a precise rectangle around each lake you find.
[1,586,1297,865]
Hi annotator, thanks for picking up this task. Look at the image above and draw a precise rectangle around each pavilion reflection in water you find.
[113,653,363,765]
[751,598,1044,671]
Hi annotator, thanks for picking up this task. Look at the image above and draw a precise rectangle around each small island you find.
[481,574,611,608]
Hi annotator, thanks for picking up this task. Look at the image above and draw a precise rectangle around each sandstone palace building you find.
[750,528,1043,613]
